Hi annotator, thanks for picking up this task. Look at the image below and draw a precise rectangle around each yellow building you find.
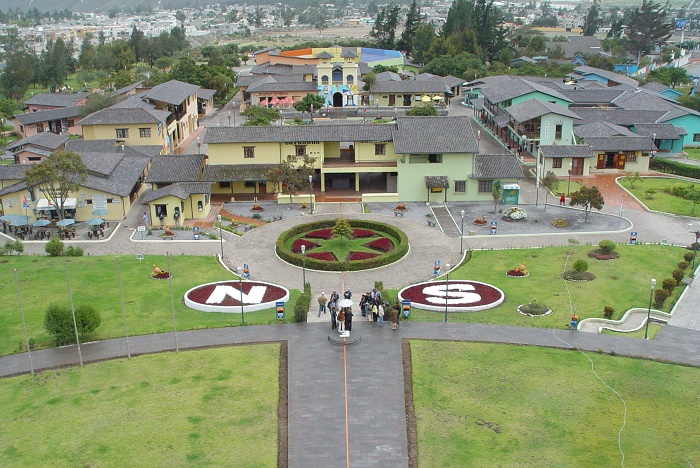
[79,107,170,154]
[142,183,212,226]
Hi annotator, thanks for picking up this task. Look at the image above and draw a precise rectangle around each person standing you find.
[337,308,346,332]
[378,304,385,327]
[318,292,327,317]
[330,303,337,330]
[345,307,353,331]
[559,193,566,206]
[371,302,378,322]
[390,306,399,330]
[394,300,401,327]
[143,212,149,226]
[344,289,352,300]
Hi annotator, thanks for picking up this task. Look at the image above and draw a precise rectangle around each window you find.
[155,204,168,219]
[428,154,441,163]
[626,151,637,163]
[375,144,386,155]
[295,145,307,157]
[244,181,257,188]
[139,128,151,138]
[454,180,466,193]
[219,181,231,188]
[555,124,563,139]
[552,158,563,168]
[36,124,44,133]
[694,134,700,142]
[116,128,129,139]
[244,146,255,158]
[478,180,493,193]
[66,120,74,127]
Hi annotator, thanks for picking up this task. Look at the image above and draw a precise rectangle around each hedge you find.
[293,282,311,323]
[650,158,700,180]
[276,219,409,271]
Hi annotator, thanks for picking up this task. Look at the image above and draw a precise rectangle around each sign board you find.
[276,301,285,319]
[243,263,251,279]
[630,232,637,245]
[490,221,497,235]
[402,299,411,318]
[92,194,107,213]
[137,225,146,232]
[434,260,440,276]
[193,227,200,240]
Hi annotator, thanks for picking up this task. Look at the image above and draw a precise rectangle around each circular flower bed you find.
[251,204,264,212]
[150,271,171,280]
[506,269,529,277]
[562,271,596,282]
[587,249,620,260]
[277,219,408,271]
[516,301,551,317]
[552,218,567,228]
[397,280,505,312]
[503,207,527,221]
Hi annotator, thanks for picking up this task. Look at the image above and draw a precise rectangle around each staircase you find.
[430,205,462,238]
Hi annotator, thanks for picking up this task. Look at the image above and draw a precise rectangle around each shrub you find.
[672,268,685,283]
[603,306,615,319]
[368,237,393,252]
[252,213,262,220]
[678,261,689,270]
[662,278,677,293]
[349,252,379,261]
[684,251,694,262]
[45,238,64,257]
[650,158,700,180]
[654,289,670,308]
[44,303,102,345]
[293,282,311,323]
[65,245,84,257]
[598,240,616,253]
[572,259,588,272]
[645,188,657,199]
[519,300,549,315]
[3,240,23,255]
[75,304,102,340]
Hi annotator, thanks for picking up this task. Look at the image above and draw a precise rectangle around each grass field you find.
[389,244,687,328]
[410,341,700,466]
[0,255,299,356]
[0,345,280,466]
[618,177,700,217]
[602,322,662,339]
[684,148,700,161]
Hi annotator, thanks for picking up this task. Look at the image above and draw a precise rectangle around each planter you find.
[516,304,552,317]
[506,270,530,278]
[588,249,619,260]
[562,271,596,282]
[150,272,171,280]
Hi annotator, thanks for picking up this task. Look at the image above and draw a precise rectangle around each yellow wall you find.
[0,189,35,219]
[73,188,130,221]
[148,193,210,226]
[355,141,397,162]
[82,123,164,147]
[208,141,283,165]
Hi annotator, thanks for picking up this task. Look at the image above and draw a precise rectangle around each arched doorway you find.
[333,92,343,107]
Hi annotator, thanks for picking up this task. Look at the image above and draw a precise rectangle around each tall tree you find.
[442,0,507,60]
[582,0,600,36]
[24,151,88,221]
[39,37,71,92]
[370,3,400,50]
[1,50,37,101]
[78,35,96,70]
[626,0,672,56]
[396,0,421,56]
[129,26,147,63]
[411,22,436,65]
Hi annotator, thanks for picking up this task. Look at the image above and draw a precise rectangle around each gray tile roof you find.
[424,175,449,189]
[393,116,479,154]
[7,132,69,151]
[572,66,638,87]
[340,50,357,58]
[0,180,26,197]
[14,106,83,125]
[538,145,595,158]
[21,147,52,157]
[471,154,523,179]
[544,35,603,58]
[78,107,170,126]
[371,79,451,94]
[24,92,88,108]
[248,81,318,93]
[612,89,700,121]
[141,182,211,203]
[573,122,636,138]
[83,156,150,197]
[583,136,655,151]
[145,155,205,183]
[124,145,163,158]
[505,98,580,122]
[675,126,688,136]
[316,51,334,59]
[113,80,144,96]
[640,81,672,93]
[468,75,571,105]
[141,80,200,106]
[250,63,317,76]
[65,139,120,153]
[633,123,680,140]
[560,88,627,104]
[0,164,31,180]
[80,153,124,176]
[374,71,402,82]
[197,88,216,100]
[572,108,667,125]
[204,123,395,144]
[202,164,279,182]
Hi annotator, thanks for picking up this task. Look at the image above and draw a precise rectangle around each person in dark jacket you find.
[344,307,353,331]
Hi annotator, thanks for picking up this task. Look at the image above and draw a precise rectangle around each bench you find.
[394,211,404,217]
[272,215,283,222]
[162,235,174,240]
[427,220,437,228]
[242,225,254,232]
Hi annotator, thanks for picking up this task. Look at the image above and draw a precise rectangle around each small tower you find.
[340,49,359,90]
[315,51,334,90]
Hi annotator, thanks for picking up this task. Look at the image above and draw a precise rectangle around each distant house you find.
[640,81,682,101]
[23,92,88,112]
[568,66,638,88]
[79,105,171,154]
[13,106,83,139]
[197,88,216,116]
[7,132,69,164]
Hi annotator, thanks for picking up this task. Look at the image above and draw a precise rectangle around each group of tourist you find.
[320,288,400,331]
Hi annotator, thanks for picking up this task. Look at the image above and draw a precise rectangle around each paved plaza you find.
[2,108,700,466]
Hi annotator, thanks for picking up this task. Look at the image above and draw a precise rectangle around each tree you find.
[39,37,71,92]
[491,180,503,212]
[442,0,507,60]
[81,93,122,116]
[247,6,265,28]
[1,50,37,101]
[624,171,642,189]
[411,23,436,65]
[626,0,672,56]
[78,35,96,70]
[266,155,316,206]
[396,0,420,56]
[676,94,700,112]
[242,105,281,123]
[332,217,353,241]
[175,10,186,28]
[370,3,400,50]
[24,151,88,221]
[583,0,601,36]
[44,303,101,346]
[129,26,147,63]
[154,56,174,71]
[294,93,326,114]
[569,185,604,221]
[541,171,559,211]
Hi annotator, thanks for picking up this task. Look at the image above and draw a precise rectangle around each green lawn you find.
[683,148,700,161]
[411,341,700,467]
[0,255,299,356]
[0,345,280,466]
[390,245,686,328]
[602,322,662,339]
[618,177,700,217]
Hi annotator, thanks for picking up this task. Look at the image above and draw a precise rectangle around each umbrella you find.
[433,95,444,101]
[0,214,17,222]
[10,218,29,227]
[56,219,76,227]
[92,207,109,216]
[270,96,279,106]
[86,218,105,226]
[33,219,52,227]
[421,95,432,102]
[338,298,353,308]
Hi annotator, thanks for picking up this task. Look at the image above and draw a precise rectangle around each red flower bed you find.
[348,251,379,261]
[306,252,337,261]
[186,281,287,306]
[306,228,334,239]
[399,281,504,308]
[588,250,619,260]
[352,229,376,238]
[150,271,171,280]
[506,269,526,277]
[368,237,393,252]
[292,239,317,253]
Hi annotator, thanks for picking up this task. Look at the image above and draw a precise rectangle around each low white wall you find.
[362,192,399,203]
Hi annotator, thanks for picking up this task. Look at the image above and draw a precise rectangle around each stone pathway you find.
[430,205,462,238]
[578,308,671,333]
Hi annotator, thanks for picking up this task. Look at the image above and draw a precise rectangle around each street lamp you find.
[375,102,379,118]
[197,136,201,155]
[228,110,231,126]
[567,163,573,195]
[644,278,656,340]
[310,104,314,124]
[301,245,306,288]
[217,214,224,260]
[690,224,699,274]
[443,263,451,323]
[460,210,465,255]
[237,267,245,325]
[308,175,313,214]
[477,130,481,151]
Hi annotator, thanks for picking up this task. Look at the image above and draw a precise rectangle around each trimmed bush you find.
[572,259,588,272]
[45,238,64,257]
[306,252,337,261]
[672,268,685,283]
[650,158,700,180]
[293,282,311,323]
[662,278,677,293]
[684,251,694,262]
[678,261,689,270]
[44,303,102,346]
[599,240,616,253]
[65,245,84,257]
[654,289,670,308]
[603,306,615,319]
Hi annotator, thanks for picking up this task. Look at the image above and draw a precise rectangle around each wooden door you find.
[388,95,395,106]
[596,154,604,169]
[572,158,584,175]
[616,153,626,170]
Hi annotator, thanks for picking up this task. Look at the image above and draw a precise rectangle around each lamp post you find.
[197,136,201,156]
[443,263,451,322]
[228,110,231,126]
[375,101,379,118]
[567,163,573,195]
[310,104,314,124]
[652,132,657,156]
[690,224,699,274]
[217,214,224,260]
[460,210,465,255]
[477,130,481,151]
[301,245,306,288]
[308,174,313,214]
[644,278,657,340]
[237,267,245,325]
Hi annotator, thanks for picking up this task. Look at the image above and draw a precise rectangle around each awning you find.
[37,197,77,210]
[425,176,449,189]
